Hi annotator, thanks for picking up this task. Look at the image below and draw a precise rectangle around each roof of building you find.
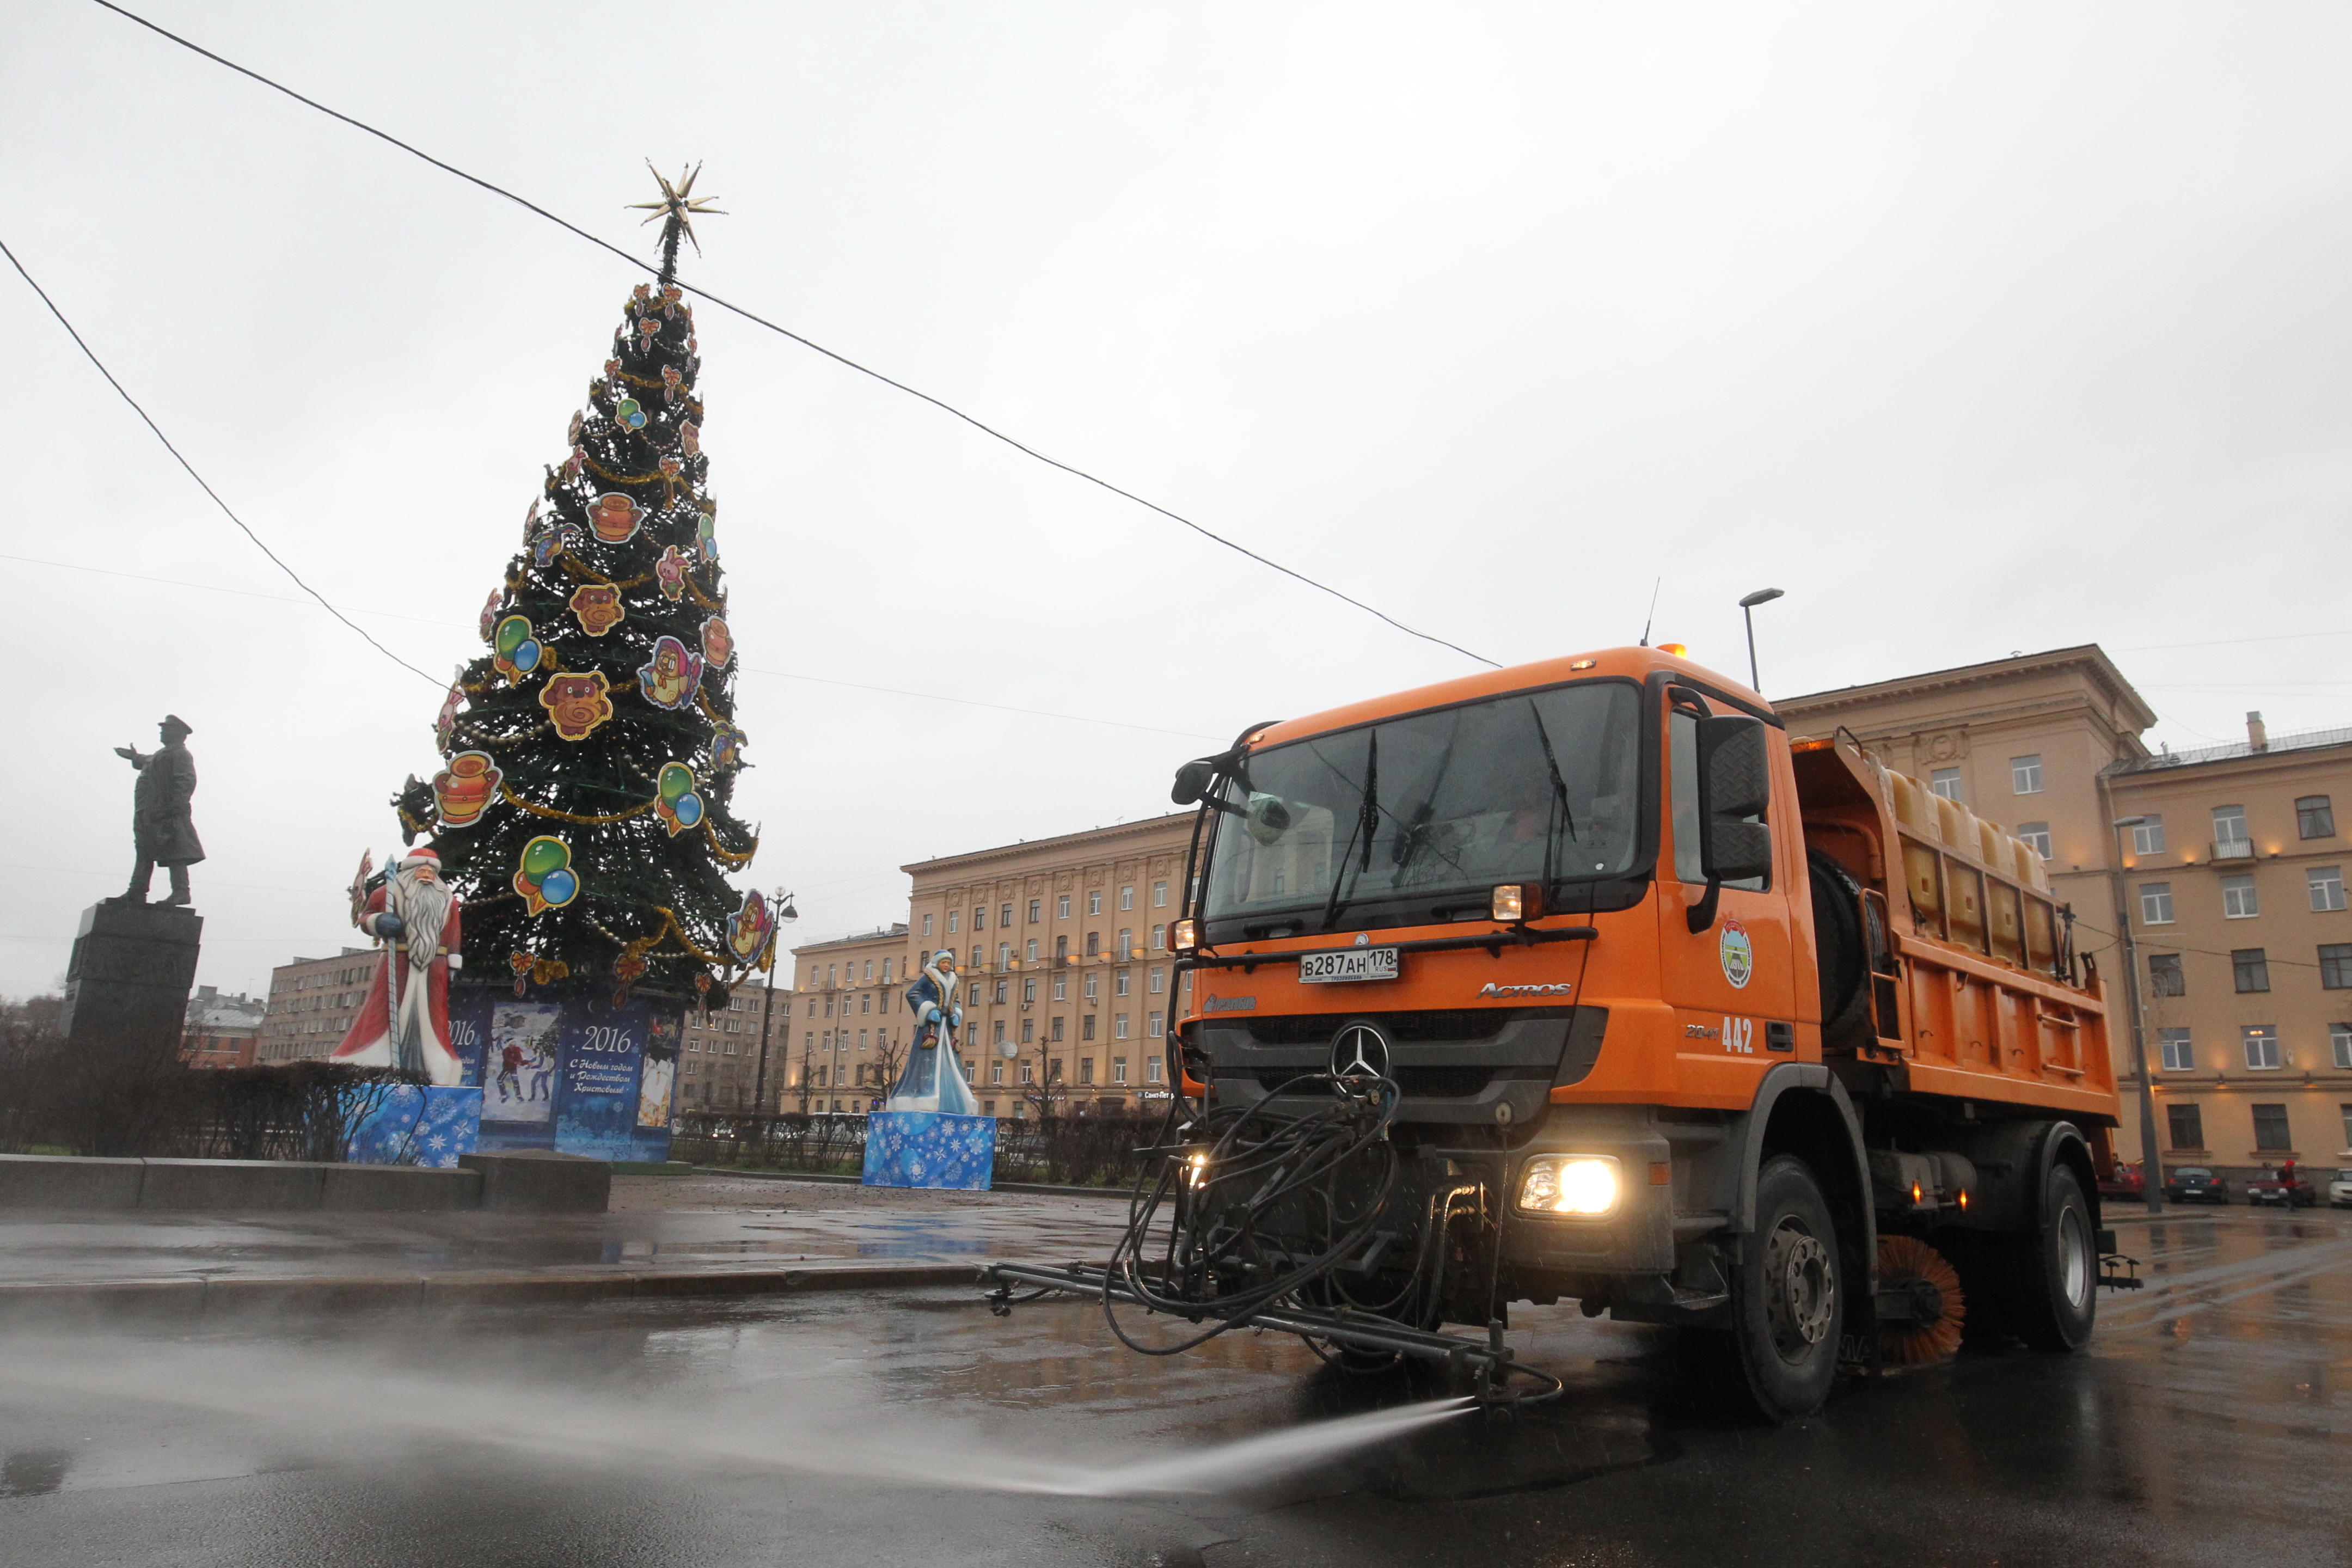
[1774,644,2157,735]
[788,923,909,957]
[2105,723,2352,776]
[186,989,266,1030]
[902,811,1193,875]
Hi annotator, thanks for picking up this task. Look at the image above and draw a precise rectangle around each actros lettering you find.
[1475,982,1573,999]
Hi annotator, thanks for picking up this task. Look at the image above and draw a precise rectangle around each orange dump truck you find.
[1155,645,2125,1419]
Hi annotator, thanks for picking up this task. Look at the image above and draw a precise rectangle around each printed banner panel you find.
[861,1111,995,1191]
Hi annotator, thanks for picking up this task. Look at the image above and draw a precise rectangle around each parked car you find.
[2330,1168,2352,1210]
[2163,1166,2230,1204]
[2098,1162,2146,1202]
[2246,1164,2318,1209]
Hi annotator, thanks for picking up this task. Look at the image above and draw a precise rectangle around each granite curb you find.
[689,1167,1134,1200]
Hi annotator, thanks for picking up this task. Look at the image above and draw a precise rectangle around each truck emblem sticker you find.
[1476,981,1573,999]
[1203,996,1257,1012]
[1720,918,1754,990]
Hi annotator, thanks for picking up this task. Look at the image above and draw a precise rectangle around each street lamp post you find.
[1737,588,1785,693]
[2109,819,2164,1215]
[749,888,799,1118]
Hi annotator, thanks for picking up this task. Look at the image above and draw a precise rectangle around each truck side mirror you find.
[1171,758,1217,805]
[1696,715,1772,884]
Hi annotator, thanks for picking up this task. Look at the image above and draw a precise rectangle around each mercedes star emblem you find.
[1330,1022,1390,1082]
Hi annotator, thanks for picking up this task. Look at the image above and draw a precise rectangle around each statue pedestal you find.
[62,901,203,1058]
[861,1111,996,1190]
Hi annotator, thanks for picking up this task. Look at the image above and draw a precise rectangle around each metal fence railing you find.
[672,1110,1169,1189]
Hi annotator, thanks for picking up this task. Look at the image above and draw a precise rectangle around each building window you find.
[1022,977,1037,1004]
[2010,755,2044,794]
[1082,1014,1097,1041]
[993,979,1008,1004]
[1019,1059,1033,1083]
[1153,881,1168,907]
[2336,1026,2352,1071]
[2320,944,2352,989]
[1000,903,1013,928]
[2213,805,2251,859]
[1058,894,1071,918]
[2147,953,2185,997]
[2310,867,2347,914]
[1151,924,1166,950]
[1025,939,1039,962]
[990,1061,1004,1085]
[1116,929,1134,959]
[1052,976,1067,1001]
[2016,822,2051,859]
[2139,883,2175,925]
[2243,1026,2281,1071]
[1929,768,1963,802]
[971,945,983,968]
[1116,969,1132,997]
[1028,899,1042,924]
[1111,1056,1128,1084]
[1047,1058,1063,1082]
[1148,1010,1164,1037]
[1119,886,1133,911]
[2252,1103,2293,1151]
[1021,1020,1034,1044]
[1084,973,1099,1001]
[2232,949,2269,994]
[992,1019,1005,1044]
[1088,891,1102,916]
[1085,932,1100,957]
[2168,1103,2203,1150]
[2222,875,2259,920]
[2299,795,2337,840]
[1078,1058,1095,1085]
[2158,1028,2194,1071]
[997,942,1011,967]
[1050,1016,1065,1043]
[922,914,933,937]
[1147,1057,1163,1083]
[1115,1013,1131,1039]
[947,911,960,934]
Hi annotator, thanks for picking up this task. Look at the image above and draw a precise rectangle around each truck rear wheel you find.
[2005,1164,2097,1352]
[1695,1154,1844,1422]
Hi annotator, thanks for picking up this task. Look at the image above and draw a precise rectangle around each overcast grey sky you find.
[4,2,2348,999]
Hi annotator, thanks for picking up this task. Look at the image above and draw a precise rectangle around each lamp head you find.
[1738,588,1786,609]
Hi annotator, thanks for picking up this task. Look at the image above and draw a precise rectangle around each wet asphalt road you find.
[3,1208,2348,1568]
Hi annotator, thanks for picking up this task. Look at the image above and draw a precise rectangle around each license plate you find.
[1298,947,1400,984]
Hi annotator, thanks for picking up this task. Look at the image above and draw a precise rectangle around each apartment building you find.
[181,984,266,1070]
[905,814,1193,1119]
[257,947,377,1064]
[677,975,796,1111]
[782,925,912,1113]
[1778,649,2352,1180]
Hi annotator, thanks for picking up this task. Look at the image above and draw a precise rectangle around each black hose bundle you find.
[1099,1074,1410,1357]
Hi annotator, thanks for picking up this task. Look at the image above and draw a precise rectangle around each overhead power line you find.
[86,0,1502,671]
[0,235,442,688]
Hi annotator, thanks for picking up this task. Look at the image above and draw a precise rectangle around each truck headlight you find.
[1518,1154,1621,1216]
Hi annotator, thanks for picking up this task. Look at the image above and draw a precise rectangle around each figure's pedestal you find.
[62,900,202,1058]
[346,1086,483,1168]
[861,1111,996,1190]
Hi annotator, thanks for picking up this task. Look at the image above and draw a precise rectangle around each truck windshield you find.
[1205,681,1643,929]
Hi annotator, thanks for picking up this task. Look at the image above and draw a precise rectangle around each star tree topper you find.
[628,162,727,283]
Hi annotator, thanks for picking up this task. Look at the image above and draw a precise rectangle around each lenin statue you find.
[114,714,204,906]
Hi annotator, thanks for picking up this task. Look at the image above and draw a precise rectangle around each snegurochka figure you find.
[114,714,203,906]
[891,948,978,1114]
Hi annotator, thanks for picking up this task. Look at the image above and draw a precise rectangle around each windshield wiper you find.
[1319,731,1377,932]
[1528,699,1577,898]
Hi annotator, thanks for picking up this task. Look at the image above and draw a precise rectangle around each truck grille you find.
[1235,1007,1567,1045]
[1253,1064,1495,1098]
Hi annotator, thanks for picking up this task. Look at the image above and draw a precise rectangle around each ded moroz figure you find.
[333,847,467,1085]
[891,949,978,1114]
[113,714,204,906]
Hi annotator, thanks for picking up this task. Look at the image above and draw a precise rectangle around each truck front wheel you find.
[1693,1154,1844,1422]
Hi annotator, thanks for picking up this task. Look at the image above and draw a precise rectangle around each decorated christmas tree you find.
[399,167,774,1006]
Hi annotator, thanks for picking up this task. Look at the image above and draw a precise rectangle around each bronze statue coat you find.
[130,740,204,867]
